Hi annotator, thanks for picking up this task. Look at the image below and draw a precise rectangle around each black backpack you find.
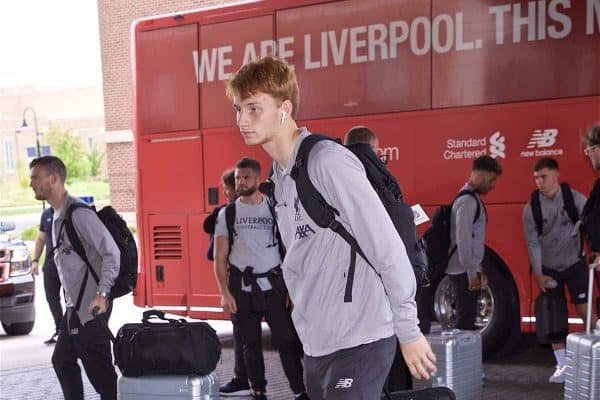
[286,134,428,304]
[582,179,600,253]
[61,203,138,303]
[422,190,481,281]
[224,200,285,260]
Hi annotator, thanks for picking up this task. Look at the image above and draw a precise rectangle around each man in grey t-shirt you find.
[522,157,591,384]
[447,156,502,331]
[213,158,306,400]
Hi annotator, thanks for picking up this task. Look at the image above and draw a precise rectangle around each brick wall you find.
[97,0,234,211]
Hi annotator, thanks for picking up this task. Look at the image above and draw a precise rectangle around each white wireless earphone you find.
[280,110,287,125]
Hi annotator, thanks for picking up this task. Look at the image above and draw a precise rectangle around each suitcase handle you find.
[586,262,599,334]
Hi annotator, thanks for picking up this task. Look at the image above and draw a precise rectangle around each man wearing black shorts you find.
[522,157,595,384]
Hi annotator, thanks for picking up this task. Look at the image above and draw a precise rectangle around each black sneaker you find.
[44,332,58,345]
[294,392,310,400]
[252,391,267,400]
[219,378,251,397]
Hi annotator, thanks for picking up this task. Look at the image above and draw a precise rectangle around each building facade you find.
[97,0,235,211]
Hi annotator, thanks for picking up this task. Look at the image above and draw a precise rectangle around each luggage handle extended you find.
[586,262,600,334]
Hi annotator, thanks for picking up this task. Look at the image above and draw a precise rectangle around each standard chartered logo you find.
[489,131,506,159]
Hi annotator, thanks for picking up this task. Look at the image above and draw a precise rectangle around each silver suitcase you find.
[564,263,600,399]
[413,329,482,400]
[118,373,219,400]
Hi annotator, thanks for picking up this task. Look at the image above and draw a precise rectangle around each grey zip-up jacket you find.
[271,129,421,357]
[522,188,586,275]
[446,184,486,279]
[52,195,120,326]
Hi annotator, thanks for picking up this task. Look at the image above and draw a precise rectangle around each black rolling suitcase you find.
[382,387,456,400]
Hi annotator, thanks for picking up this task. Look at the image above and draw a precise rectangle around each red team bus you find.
[130,0,600,357]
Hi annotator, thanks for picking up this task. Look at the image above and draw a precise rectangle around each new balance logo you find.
[295,224,315,239]
[527,129,558,149]
[334,378,354,389]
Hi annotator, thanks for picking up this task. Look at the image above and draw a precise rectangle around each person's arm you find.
[453,195,481,280]
[71,208,120,314]
[522,203,552,291]
[213,208,236,313]
[32,230,46,275]
[309,143,436,378]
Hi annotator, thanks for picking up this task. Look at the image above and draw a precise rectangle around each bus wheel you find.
[433,249,520,360]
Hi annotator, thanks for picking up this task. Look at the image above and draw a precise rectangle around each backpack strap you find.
[61,202,100,311]
[225,202,236,257]
[560,182,583,256]
[530,189,544,237]
[290,134,377,303]
[448,189,481,259]
[560,182,579,226]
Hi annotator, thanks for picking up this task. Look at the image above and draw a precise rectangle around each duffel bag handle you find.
[142,309,188,325]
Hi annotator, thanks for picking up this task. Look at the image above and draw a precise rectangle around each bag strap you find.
[530,189,543,237]
[560,182,580,226]
[225,202,236,256]
[291,134,379,302]
[59,202,101,311]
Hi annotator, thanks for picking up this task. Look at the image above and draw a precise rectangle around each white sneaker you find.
[548,365,567,384]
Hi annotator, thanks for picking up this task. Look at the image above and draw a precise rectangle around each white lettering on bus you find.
[490,0,572,44]
[588,0,600,34]
[192,2,599,83]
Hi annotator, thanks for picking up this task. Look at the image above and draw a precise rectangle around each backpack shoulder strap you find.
[290,134,339,229]
[225,202,236,255]
[530,189,543,236]
[455,189,481,224]
[62,202,100,311]
[290,134,377,303]
[560,182,579,225]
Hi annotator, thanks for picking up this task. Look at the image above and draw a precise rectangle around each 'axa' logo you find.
[295,224,315,239]
[334,378,354,389]
[527,129,558,149]
[489,131,506,159]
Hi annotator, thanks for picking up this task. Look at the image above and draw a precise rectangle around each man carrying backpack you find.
[226,56,435,399]
[522,157,591,383]
[213,157,307,400]
[582,124,600,265]
[29,156,119,400]
[447,156,502,331]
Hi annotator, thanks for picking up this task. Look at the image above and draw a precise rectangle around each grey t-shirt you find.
[522,187,586,275]
[446,184,487,279]
[215,197,281,292]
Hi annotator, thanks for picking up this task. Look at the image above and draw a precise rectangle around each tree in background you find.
[45,125,89,182]
[86,145,105,178]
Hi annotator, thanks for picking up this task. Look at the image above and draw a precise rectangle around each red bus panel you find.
[136,24,199,135]
[277,0,431,121]
[432,0,600,108]
[200,15,274,129]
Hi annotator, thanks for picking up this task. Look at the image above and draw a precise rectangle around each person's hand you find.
[88,294,108,316]
[400,336,437,380]
[536,274,553,293]
[32,260,40,275]
[591,252,600,270]
[221,291,237,314]
[480,273,488,288]
[468,275,482,291]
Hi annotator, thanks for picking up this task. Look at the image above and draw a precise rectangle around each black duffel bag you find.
[114,310,221,377]
[382,387,456,400]
[535,293,568,344]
